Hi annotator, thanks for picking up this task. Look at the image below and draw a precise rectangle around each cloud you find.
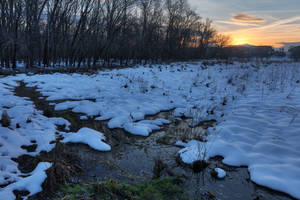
[252,16,300,30]
[232,13,265,23]
[277,42,300,50]
[278,42,300,47]
[216,20,260,27]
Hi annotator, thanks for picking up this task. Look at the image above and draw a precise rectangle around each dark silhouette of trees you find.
[289,46,300,60]
[219,45,275,59]
[0,0,222,69]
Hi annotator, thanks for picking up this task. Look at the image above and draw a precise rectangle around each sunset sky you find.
[188,0,300,48]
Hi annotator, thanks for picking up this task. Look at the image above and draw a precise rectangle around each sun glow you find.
[232,36,251,45]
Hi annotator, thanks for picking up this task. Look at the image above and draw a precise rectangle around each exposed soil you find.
[12,82,295,200]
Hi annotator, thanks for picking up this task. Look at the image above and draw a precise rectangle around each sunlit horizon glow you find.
[231,35,252,46]
[188,0,300,49]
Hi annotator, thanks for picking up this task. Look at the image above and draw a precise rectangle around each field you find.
[0,60,300,200]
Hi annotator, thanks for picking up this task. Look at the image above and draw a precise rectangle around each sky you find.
[188,0,300,48]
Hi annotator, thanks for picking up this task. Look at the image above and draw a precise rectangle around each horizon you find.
[188,0,300,48]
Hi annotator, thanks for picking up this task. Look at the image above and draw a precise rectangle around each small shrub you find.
[210,169,218,179]
[153,159,167,179]
[1,110,11,127]
[26,117,32,123]
[43,108,53,117]
[137,77,149,93]
[150,85,156,89]
[156,135,172,145]
[192,160,208,173]
[227,77,233,85]
[222,97,227,106]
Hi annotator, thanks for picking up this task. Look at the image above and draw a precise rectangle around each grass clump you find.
[156,135,172,145]
[54,177,188,200]
[58,183,93,200]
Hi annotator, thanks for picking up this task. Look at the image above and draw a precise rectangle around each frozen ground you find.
[0,61,300,199]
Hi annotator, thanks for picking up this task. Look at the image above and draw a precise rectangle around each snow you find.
[123,118,170,136]
[214,168,226,179]
[8,64,232,137]
[0,80,68,185]
[0,162,52,200]
[175,140,189,147]
[62,127,111,151]
[48,117,71,130]
[0,80,67,199]
[1,61,300,199]
[80,115,88,120]
[179,90,300,197]
[178,140,209,164]
[177,63,300,199]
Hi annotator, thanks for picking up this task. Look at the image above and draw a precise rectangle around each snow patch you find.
[214,168,226,179]
[62,128,111,151]
[0,162,52,200]
[124,118,170,136]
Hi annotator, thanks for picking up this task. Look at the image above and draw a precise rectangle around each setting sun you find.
[232,36,250,45]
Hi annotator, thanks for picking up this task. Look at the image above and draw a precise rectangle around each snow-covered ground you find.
[1,61,300,199]
[0,80,69,199]
[5,64,237,135]
[179,87,300,198]
[0,79,109,199]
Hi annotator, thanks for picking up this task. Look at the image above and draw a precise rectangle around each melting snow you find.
[0,162,52,200]
[62,127,111,151]
[214,168,226,179]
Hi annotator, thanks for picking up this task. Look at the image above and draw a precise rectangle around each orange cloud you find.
[232,13,265,23]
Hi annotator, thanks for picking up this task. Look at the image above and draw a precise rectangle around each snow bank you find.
[62,127,111,151]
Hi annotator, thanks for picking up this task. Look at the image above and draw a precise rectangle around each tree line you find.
[0,0,230,69]
[289,46,300,60]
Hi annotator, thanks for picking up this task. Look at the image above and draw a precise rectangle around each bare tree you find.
[194,18,216,58]
[0,0,220,70]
